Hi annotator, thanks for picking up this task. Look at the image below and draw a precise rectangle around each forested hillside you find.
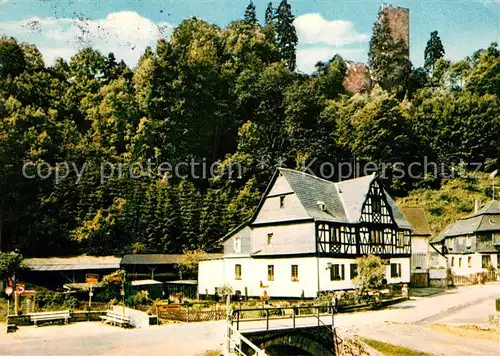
[0,2,498,256]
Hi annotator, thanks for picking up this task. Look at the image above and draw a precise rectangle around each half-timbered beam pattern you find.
[316,222,411,257]
[360,181,394,225]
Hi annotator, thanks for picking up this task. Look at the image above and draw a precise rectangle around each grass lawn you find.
[361,337,434,356]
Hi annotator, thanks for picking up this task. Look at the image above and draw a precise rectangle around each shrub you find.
[36,292,78,310]
[353,255,386,296]
[132,290,151,306]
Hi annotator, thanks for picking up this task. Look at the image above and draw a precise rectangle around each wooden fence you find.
[156,303,226,322]
[452,270,498,285]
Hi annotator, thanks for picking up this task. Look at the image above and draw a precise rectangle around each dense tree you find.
[275,0,298,71]
[20,43,45,72]
[368,9,410,95]
[0,37,26,78]
[0,13,497,258]
[466,42,499,96]
[424,31,445,71]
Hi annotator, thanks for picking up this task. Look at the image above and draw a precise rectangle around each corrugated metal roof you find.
[131,279,163,286]
[24,256,121,271]
[164,280,197,285]
[121,254,223,265]
[64,282,104,291]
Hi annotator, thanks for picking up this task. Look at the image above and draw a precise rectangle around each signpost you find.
[13,284,25,315]
[86,274,99,308]
[4,286,13,317]
[15,284,25,295]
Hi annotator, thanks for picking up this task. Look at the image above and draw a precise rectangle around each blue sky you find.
[0,0,498,73]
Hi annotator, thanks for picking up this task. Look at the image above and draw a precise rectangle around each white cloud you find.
[0,0,8,5]
[296,46,365,74]
[0,11,173,67]
[294,13,369,47]
[294,13,368,74]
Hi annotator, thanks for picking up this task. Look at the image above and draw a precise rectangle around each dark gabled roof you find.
[121,254,222,265]
[400,207,432,237]
[279,168,348,222]
[431,200,500,243]
[463,200,500,218]
[274,168,411,229]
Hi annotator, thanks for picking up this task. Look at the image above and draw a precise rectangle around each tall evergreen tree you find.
[424,31,445,71]
[368,9,410,94]
[275,0,298,71]
[265,2,274,27]
[244,1,258,25]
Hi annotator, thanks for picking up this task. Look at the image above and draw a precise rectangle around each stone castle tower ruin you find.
[343,3,410,93]
[381,3,410,51]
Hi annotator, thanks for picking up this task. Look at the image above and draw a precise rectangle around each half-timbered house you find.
[198,168,413,298]
[431,200,500,276]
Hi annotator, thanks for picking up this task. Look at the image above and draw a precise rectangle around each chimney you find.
[474,199,481,213]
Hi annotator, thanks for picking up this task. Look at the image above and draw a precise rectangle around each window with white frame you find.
[390,263,402,278]
[234,236,241,253]
[466,236,472,247]
[330,264,345,281]
[458,236,464,245]
[291,265,299,281]
[235,264,242,280]
[493,233,500,245]
[467,256,472,268]
[267,265,274,281]
[446,238,453,250]
[482,255,492,269]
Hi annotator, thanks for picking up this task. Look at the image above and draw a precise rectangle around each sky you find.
[0,0,499,74]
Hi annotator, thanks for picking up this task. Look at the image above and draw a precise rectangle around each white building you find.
[198,168,413,298]
[400,207,446,272]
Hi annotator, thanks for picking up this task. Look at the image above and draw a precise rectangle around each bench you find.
[30,311,70,326]
[6,324,18,333]
[100,311,131,327]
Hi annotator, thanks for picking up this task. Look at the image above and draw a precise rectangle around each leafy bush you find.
[133,290,151,306]
[36,292,78,310]
[353,255,386,296]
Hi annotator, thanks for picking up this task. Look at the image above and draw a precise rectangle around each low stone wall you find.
[335,330,384,356]
[429,278,447,288]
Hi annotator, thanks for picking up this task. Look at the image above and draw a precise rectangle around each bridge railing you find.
[231,304,336,331]
[226,321,267,356]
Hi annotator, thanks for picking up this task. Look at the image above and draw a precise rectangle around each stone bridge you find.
[240,325,336,356]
